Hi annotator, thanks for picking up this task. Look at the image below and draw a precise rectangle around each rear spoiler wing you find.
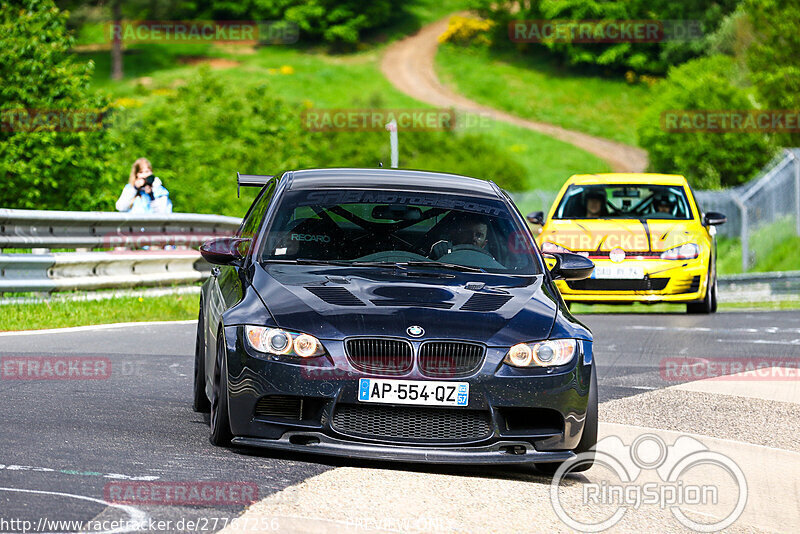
[237,173,274,197]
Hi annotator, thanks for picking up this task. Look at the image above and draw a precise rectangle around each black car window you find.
[238,180,276,239]
[259,189,540,275]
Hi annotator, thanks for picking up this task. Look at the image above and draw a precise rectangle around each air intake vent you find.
[687,275,701,293]
[254,395,304,420]
[567,278,669,291]
[332,405,492,442]
[370,300,453,309]
[418,342,485,377]
[306,286,365,306]
[461,293,512,312]
[346,338,413,375]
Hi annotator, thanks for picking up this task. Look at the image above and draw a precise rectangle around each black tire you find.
[709,273,718,313]
[193,306,211,413]
[209,331,233,446]
[687,270,716,314]
[535,365,598,475]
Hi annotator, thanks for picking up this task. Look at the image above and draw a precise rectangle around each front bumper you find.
[222,326,594,464]
[232,433,576,465]
[557,258,709,303]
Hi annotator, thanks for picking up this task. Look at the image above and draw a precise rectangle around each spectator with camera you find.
[115,157,173,213]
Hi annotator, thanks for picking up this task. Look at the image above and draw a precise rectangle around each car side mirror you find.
[546,252,594,281]
[200,237,250,265]
[527,211,544,225]
[703,211,727,226]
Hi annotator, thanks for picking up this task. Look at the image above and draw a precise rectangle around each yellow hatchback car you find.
[529,173,726,313]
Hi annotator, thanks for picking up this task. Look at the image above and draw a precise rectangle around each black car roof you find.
[284,168,503,199]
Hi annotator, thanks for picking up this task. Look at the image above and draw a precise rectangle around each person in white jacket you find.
[116,157,173,213]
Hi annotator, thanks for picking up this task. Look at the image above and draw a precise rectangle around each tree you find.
[637,55,775,189]
[0,0,120,210]
[746,0,800,146]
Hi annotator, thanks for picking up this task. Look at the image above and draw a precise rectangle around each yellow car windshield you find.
[554,184,693,220]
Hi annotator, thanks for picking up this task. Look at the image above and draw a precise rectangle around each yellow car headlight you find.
[660,243,699,260]
[541,241,572,253]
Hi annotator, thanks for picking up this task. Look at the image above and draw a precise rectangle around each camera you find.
[137,174,156,197]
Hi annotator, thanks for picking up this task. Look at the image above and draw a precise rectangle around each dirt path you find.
[380,15,648,173]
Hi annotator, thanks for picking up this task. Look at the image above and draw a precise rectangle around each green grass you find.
[0,294,198,331]
[436,44,652,146]
[717,219,800,275]
[81,38,610,191]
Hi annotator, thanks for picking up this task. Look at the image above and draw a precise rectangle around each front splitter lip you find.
[232,432,575,465]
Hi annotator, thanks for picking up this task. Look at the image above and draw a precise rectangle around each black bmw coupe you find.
[195,168,597,471]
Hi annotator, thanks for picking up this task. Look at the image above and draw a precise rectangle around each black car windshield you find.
[554,184,693,220]
[259,189,540,275]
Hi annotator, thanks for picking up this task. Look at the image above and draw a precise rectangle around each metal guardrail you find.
[0,208,241,249]
[0,209,242,294]
[1,209,797,299]
[0,251,211,293]
[718,271,800,302]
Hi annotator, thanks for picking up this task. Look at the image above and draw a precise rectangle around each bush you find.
[0,0,120,210]
[745,0,800,147]
[438,15,494,46]
[636,55,775,189]
[157,0,401,45]
[108,70,527,216]
[471,0,740,74]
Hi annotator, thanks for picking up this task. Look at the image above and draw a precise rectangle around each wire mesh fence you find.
[510,148,800,272]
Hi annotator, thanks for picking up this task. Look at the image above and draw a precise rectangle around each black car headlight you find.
[245,326,326,358]
[504,339,577,367]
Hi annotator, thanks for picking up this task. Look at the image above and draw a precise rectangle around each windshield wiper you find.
[402,261,485,273]
[268,258,407,269]
[267,258,483,273]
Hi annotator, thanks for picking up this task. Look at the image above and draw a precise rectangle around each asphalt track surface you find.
[0,311,798,532]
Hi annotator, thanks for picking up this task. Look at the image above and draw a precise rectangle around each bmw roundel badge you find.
[407,325,424,338]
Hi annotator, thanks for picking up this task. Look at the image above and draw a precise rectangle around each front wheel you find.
[193,307,210,413]
[535,365,597,475]
[209,331,233,446]
[687,270,717,314]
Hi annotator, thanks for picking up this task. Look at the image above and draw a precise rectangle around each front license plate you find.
[592,265,644,279]
[358,378,469,407]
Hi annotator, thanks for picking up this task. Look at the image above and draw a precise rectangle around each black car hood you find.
[252,264,559,345]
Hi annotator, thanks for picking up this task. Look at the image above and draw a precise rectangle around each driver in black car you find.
[430,215,492,259]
